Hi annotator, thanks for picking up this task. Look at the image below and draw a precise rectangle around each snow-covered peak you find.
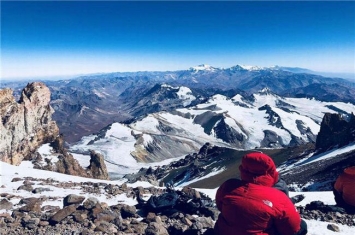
[189,64,219,72]
[259,87,272,93]
[255,87,279,98]
[228,64,264,71]
[239,65,263,71]
[161,83,174,89]
[210,94,228,101]
[159,84,196,106]
[176,86,196,106]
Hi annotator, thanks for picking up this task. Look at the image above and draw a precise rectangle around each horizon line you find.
[1,64,355,81]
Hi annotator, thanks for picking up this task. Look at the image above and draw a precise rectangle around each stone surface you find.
[316,113,355,152]
[145,222,169,235]
[32,187,51,194]
[121,205,137,218]
[0,82,59,165]
[63,194,86,207]
[18,198,42,213]
[327,223,340,232]
[49,204,77,225]
[83,197,99,210]
[0,199,13,210]
[87,150,109,180]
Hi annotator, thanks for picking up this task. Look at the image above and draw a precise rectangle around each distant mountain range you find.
[2,64,355,143]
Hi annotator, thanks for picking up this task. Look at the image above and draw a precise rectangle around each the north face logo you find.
[263,200,273,208]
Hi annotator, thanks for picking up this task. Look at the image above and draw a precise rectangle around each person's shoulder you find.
[273,178,289,196]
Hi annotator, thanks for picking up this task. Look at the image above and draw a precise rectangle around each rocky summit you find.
[0,82,59,165]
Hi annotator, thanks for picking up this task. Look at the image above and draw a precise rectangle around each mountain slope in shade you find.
[282,83,355,104]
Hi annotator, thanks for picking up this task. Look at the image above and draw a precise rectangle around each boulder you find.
[145,222,169,235]
[83,197,99,210]
[63,194,85,207]
[18,198,42,213]
[121,205,137,218]
[327,223,340,232]
[49,204,77,225]
[0,199,13,210]
[87,150,109,180]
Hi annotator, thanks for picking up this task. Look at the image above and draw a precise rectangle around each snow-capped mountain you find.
[229,64,264,71]
[69,90,355,178]
[120,83,200,119]
[122,110,355,191]
[189,64,220,73]
[3,64,354,143]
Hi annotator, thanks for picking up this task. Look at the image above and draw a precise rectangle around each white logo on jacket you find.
[263,200,273,208]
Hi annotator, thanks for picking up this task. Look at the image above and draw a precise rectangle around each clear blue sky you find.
[1,1,355,79]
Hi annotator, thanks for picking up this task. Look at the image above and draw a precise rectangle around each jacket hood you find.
[344,166,355,176]
[239,152,279,187]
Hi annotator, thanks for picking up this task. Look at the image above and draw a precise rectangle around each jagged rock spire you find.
[0,82,59,165]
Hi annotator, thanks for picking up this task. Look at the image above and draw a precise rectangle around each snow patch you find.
[176,86,196,106]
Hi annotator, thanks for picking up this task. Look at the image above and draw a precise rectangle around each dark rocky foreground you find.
[1,177,355,234]
[0,176,217,235]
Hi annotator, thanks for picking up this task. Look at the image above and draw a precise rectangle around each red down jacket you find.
[334,166,355,207]
[214,152,301,235]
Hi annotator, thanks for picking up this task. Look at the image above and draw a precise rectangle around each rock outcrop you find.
[316,113,355,152]
[54,152,91,178]
[41,136,110,180]
[88,150,109,180]
[0,82,59,165]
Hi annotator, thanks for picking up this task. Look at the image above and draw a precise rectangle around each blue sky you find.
[1,1,355,79]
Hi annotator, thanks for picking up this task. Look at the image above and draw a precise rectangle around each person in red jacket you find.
[215,152,307,235]
[333,166,355,214]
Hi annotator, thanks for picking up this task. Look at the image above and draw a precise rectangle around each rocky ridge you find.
[123,143,225,187]
[0,82,59,165]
